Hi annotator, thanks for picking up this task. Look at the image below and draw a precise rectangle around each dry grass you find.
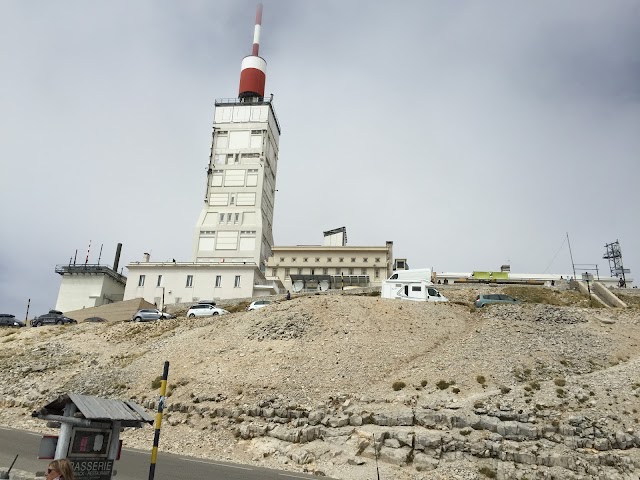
[226,301,252,313]
[502,286,589,306]
[617,293,640,308]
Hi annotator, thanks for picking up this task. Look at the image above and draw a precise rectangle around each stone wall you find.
[139,396,640,478]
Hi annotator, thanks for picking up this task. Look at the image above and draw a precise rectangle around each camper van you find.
[387,268,433,283]
[381,279,448,302]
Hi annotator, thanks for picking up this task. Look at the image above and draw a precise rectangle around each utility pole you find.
[566,232,576,280]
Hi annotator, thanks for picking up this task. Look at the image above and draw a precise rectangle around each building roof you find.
[33,394,153,426]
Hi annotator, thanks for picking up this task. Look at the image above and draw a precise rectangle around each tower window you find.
[234,275,241,288]
[138,275,145,287]
[156,275,163,287]
[363,258,368,263]
[303,258,308,262]
[375,258,381,263]
[351,258,356,263]
[186,275,193,287]
[315,257,320,262]
[215,275,221,287]
[339,258,344,263]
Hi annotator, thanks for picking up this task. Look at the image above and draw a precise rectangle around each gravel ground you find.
[1,288,639,479]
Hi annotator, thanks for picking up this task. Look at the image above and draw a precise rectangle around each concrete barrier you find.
[592,282,627,308]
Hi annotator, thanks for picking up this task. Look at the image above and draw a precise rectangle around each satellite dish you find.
[319,280,329,292]
[292,280,304,293]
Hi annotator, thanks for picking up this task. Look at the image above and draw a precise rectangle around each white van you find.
[381,279,448,302]
[387,268,433,283]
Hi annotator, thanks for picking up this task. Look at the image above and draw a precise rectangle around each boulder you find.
[413,452,439,471]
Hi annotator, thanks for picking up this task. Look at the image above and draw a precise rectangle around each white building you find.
[54,244,126,312]
[265,229,394,293]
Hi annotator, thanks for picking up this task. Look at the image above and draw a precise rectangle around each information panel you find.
[69,428,111,457]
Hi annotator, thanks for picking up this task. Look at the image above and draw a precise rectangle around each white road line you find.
[182,457,253,470]
[279,475,314,479]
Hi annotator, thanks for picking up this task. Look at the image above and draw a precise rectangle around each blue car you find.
[0,314,24,327]
[474,294,521,308]
[31,310,77,327]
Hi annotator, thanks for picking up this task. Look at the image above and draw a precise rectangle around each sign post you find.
[582,272,594,307]
[33,394,153,480]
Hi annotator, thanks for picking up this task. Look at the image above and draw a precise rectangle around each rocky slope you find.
[1,286,639,479]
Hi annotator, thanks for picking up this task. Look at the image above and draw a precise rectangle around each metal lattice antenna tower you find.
[603,240,627,285]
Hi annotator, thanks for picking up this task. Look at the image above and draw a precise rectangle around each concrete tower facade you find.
[192,4,280,273]
[192,101,280,270]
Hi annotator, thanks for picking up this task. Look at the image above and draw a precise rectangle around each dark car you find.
[0,314,24,327]
[474,294,521,308]
[84,316,108,323]
[31,310,77,327]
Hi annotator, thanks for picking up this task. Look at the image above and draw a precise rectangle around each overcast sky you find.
[1,1,639,318]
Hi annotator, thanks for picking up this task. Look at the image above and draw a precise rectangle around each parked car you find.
[186,304,229,318]
[131,309,174,322]
[474,294,521,308]
[196,300,216,306]
[0,314,24,327]
[247,300,272,311]
[84,316,108,323]
[31,310,77,327]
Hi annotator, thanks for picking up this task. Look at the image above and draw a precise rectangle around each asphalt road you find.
[0,427,332,479]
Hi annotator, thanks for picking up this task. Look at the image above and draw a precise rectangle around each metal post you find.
[149,361,170,480]
[583,273,593,308]
[97,244,103,265]
[25,298,30,323]
[566,232,576,280]
[373,433,381,480]
[55,403,77,459]
[108,420,121,460]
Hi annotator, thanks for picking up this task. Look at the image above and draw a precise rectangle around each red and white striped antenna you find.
[85,240,91,266]
[238,4,267,99]
[251,3,262,56]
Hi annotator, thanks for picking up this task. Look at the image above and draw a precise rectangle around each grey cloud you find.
[0,0,637,316]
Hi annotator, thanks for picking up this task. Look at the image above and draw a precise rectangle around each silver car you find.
[131,309,174,322]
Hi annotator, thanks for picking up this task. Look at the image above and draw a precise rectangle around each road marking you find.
[279,475,315,479]
[182,457,253,470]
[0,427,40,437]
